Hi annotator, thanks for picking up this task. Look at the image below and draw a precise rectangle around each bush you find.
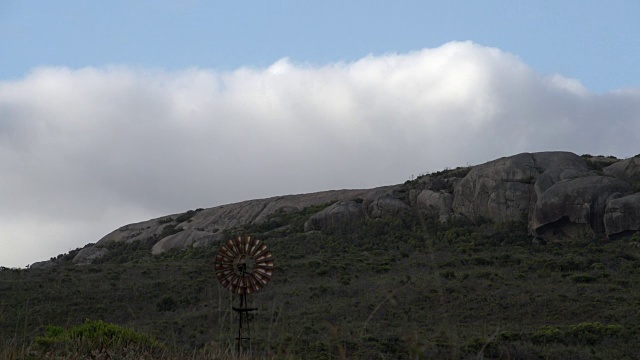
[567,322,623,345]
[158,217,174,224]
[572,274,597,283]
[532,326,564,344]
[175,209,202,223]
[159,224,184,239]
[34,320,163,357]
[157,295,178,312]
[531,323,624,346]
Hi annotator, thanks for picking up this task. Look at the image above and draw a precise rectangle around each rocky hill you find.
[35,151,640,267]
[10,150,640,358]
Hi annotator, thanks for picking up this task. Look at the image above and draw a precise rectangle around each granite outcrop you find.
[42,151,640,266]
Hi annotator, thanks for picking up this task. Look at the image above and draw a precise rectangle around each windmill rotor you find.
[214,235,274,294]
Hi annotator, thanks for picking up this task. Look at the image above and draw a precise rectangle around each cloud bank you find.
[1,41,639,267]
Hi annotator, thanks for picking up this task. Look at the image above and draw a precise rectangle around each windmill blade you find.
[214,235,274,294]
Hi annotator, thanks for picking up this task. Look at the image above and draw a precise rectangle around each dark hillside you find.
[3,207,640,358]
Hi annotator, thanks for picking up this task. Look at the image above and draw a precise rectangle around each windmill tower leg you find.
[233,293,255,354]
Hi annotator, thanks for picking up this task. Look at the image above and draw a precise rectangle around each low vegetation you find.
[581,153,619,174]
[3,205,640,358]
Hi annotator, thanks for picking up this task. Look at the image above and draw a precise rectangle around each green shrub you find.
[567,322,623,345]
[532,326,564,344]
[175,209,203,223]
[572,274,597,283]
[34,320,163,356]
[159,224,184,238]
[531,323,624,346]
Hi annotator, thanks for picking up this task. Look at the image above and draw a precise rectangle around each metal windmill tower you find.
[214,235,274,354]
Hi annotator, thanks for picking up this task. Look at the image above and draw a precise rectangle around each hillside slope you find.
[6,151,640,359]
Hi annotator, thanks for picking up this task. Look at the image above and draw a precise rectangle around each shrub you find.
[158,217,174,224]
[572,274,597,283]
[531,323,624,346]
[159,224,184,239]
[567,322,623,345]
[157,295,178,312]
[532,326,564,344]
[175,209,203,223]
[34,320,163,357]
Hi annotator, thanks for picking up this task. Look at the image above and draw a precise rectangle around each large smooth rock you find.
[533,167,594,198]
[151,230,226,255]
[30,260,56,269]
[367,196,411,218]
[303,201,365,233]
[604,157,640,183]
[452,152,588,223]
[416,190,453,221]
[604,193,640,237]
[361,186,409,218]
[97,189,371,254]
[531,176,633,237]
[72,246,110,265]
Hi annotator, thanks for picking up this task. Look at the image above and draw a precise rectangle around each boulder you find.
[416,190,453,221]
[533,167,594,198]
[452,152,588,223]
[97,189,371,254]
[151,229,226,255]
[604,193,640,237]
[367,196,411,218]
[531,176,633,237]
[528,151,591,170]
[604,157,640,183]
[30,260,56,269]
[72,246,110,265]
[303,201,365,233]
[362,186,411,218]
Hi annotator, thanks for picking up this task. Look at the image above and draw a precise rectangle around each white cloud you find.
[1,41,639,267]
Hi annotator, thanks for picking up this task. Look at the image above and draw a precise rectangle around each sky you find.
[1,1,639,268]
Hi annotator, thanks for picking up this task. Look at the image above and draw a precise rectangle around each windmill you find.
[214,235,274,353]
